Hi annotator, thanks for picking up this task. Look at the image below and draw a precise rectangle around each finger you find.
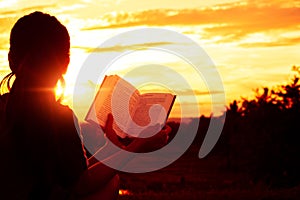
[108,113,114,123]
[105,113,114,133]
[162,125,171,135]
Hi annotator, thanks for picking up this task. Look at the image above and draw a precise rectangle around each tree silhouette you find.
[224,67,300,188]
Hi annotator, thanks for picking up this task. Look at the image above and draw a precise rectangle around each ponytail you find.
[0,72,14,95]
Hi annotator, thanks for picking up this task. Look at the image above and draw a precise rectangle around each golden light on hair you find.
[55,78,65,103]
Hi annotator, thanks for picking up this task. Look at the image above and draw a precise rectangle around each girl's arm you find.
[75,114,170,196]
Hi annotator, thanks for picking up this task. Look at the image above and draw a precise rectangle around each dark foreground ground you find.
[117,145,300,200]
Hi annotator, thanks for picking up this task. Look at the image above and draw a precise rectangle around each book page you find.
[110,76,140,138]
[85,75,140,138]
[126,93,175,137]
[85,75,115,126]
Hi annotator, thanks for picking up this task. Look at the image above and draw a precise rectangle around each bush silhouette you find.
[223,67,300,188]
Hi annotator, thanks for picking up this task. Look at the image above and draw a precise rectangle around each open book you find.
[85,75,176,138]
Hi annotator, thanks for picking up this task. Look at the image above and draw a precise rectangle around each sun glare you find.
[55,79,65,102]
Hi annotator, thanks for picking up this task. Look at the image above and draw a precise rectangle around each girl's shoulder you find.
[53,102,77,124]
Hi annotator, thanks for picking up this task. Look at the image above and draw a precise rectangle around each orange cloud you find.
[140,89,224,96]
[82,1,300,46]
[201,4,300,42]
[73,41,174,53]
[240,37,300,47]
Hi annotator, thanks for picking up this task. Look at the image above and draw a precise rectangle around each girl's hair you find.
[0,11,70,94]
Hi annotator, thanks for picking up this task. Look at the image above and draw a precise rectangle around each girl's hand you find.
[129,124,171,153]
[104,113,172,152]
[104,114,126,149]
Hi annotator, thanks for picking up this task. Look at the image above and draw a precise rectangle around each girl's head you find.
[1,11,70,92]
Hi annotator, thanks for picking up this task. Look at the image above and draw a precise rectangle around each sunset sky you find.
[1,0,300,120]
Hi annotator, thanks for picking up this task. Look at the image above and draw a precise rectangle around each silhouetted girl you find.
[0,11,170,200]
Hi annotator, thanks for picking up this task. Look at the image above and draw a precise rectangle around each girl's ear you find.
[8,51,15,72]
